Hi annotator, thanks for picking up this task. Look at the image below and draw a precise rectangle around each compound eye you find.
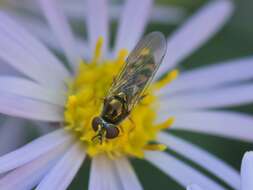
[105,127,119,139]
[92,117,101,131]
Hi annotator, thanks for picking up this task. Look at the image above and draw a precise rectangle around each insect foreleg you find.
[138,94,149,106]
[127,116,136,134]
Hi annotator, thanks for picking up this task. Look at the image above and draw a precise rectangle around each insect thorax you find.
[102,92,129,125]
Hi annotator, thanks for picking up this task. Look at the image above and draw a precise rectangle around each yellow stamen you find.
[92,36,104,64]
[155,117,175,130]
[66,95,77,111]
[116,49,128,66]
[64,38,177,159]
[144,144,167,151]
[154,69,179,90]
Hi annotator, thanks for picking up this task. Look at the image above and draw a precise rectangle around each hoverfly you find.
[92,32,167,143]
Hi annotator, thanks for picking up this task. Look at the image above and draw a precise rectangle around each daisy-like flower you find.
[1,0,184,154]
[186,151,253,190]
[0,0,252,189]
[0,0,185,155]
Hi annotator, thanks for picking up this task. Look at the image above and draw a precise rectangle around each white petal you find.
[36,142,85,190]
[145,151,226,190]
[114,158,143,190]
[89,154,122,190]
[0,92,63,121]
[0,76,65,106]
[157,0,234,78]
[0,118,26,155]
[39,0,81,71]
[0,143,69,190]
[0,12,70,89]
[160,84,253,111]
[164,111,253,142]
[241,151,253,190]
[187,184,203,190]
[114,0,153,53]
[0,60,20,76]
[158,56,253,96]
[85,0,109,56]
[15,15,89,59]
[0,129,73,174]
[158,132,240,189]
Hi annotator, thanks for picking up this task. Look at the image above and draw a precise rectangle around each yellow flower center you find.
[64,37,178,159]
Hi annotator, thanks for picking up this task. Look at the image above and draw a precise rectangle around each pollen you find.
[64,38,177,159]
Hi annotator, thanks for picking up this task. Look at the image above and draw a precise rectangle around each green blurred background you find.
[68,1,253,189]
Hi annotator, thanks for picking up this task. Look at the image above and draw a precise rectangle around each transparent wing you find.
[106,32,167,111]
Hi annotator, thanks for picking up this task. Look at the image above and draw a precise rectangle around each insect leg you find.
[127,116,136,134]
[119,124,124,133]
[91,134,100,143]
[140,94,148,100]
[138,94,149,106]
[115,125,125,138]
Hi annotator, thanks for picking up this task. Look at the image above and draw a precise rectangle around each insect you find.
[91,32,167,143]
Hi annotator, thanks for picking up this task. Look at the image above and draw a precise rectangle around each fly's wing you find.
[106,32,167,111]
